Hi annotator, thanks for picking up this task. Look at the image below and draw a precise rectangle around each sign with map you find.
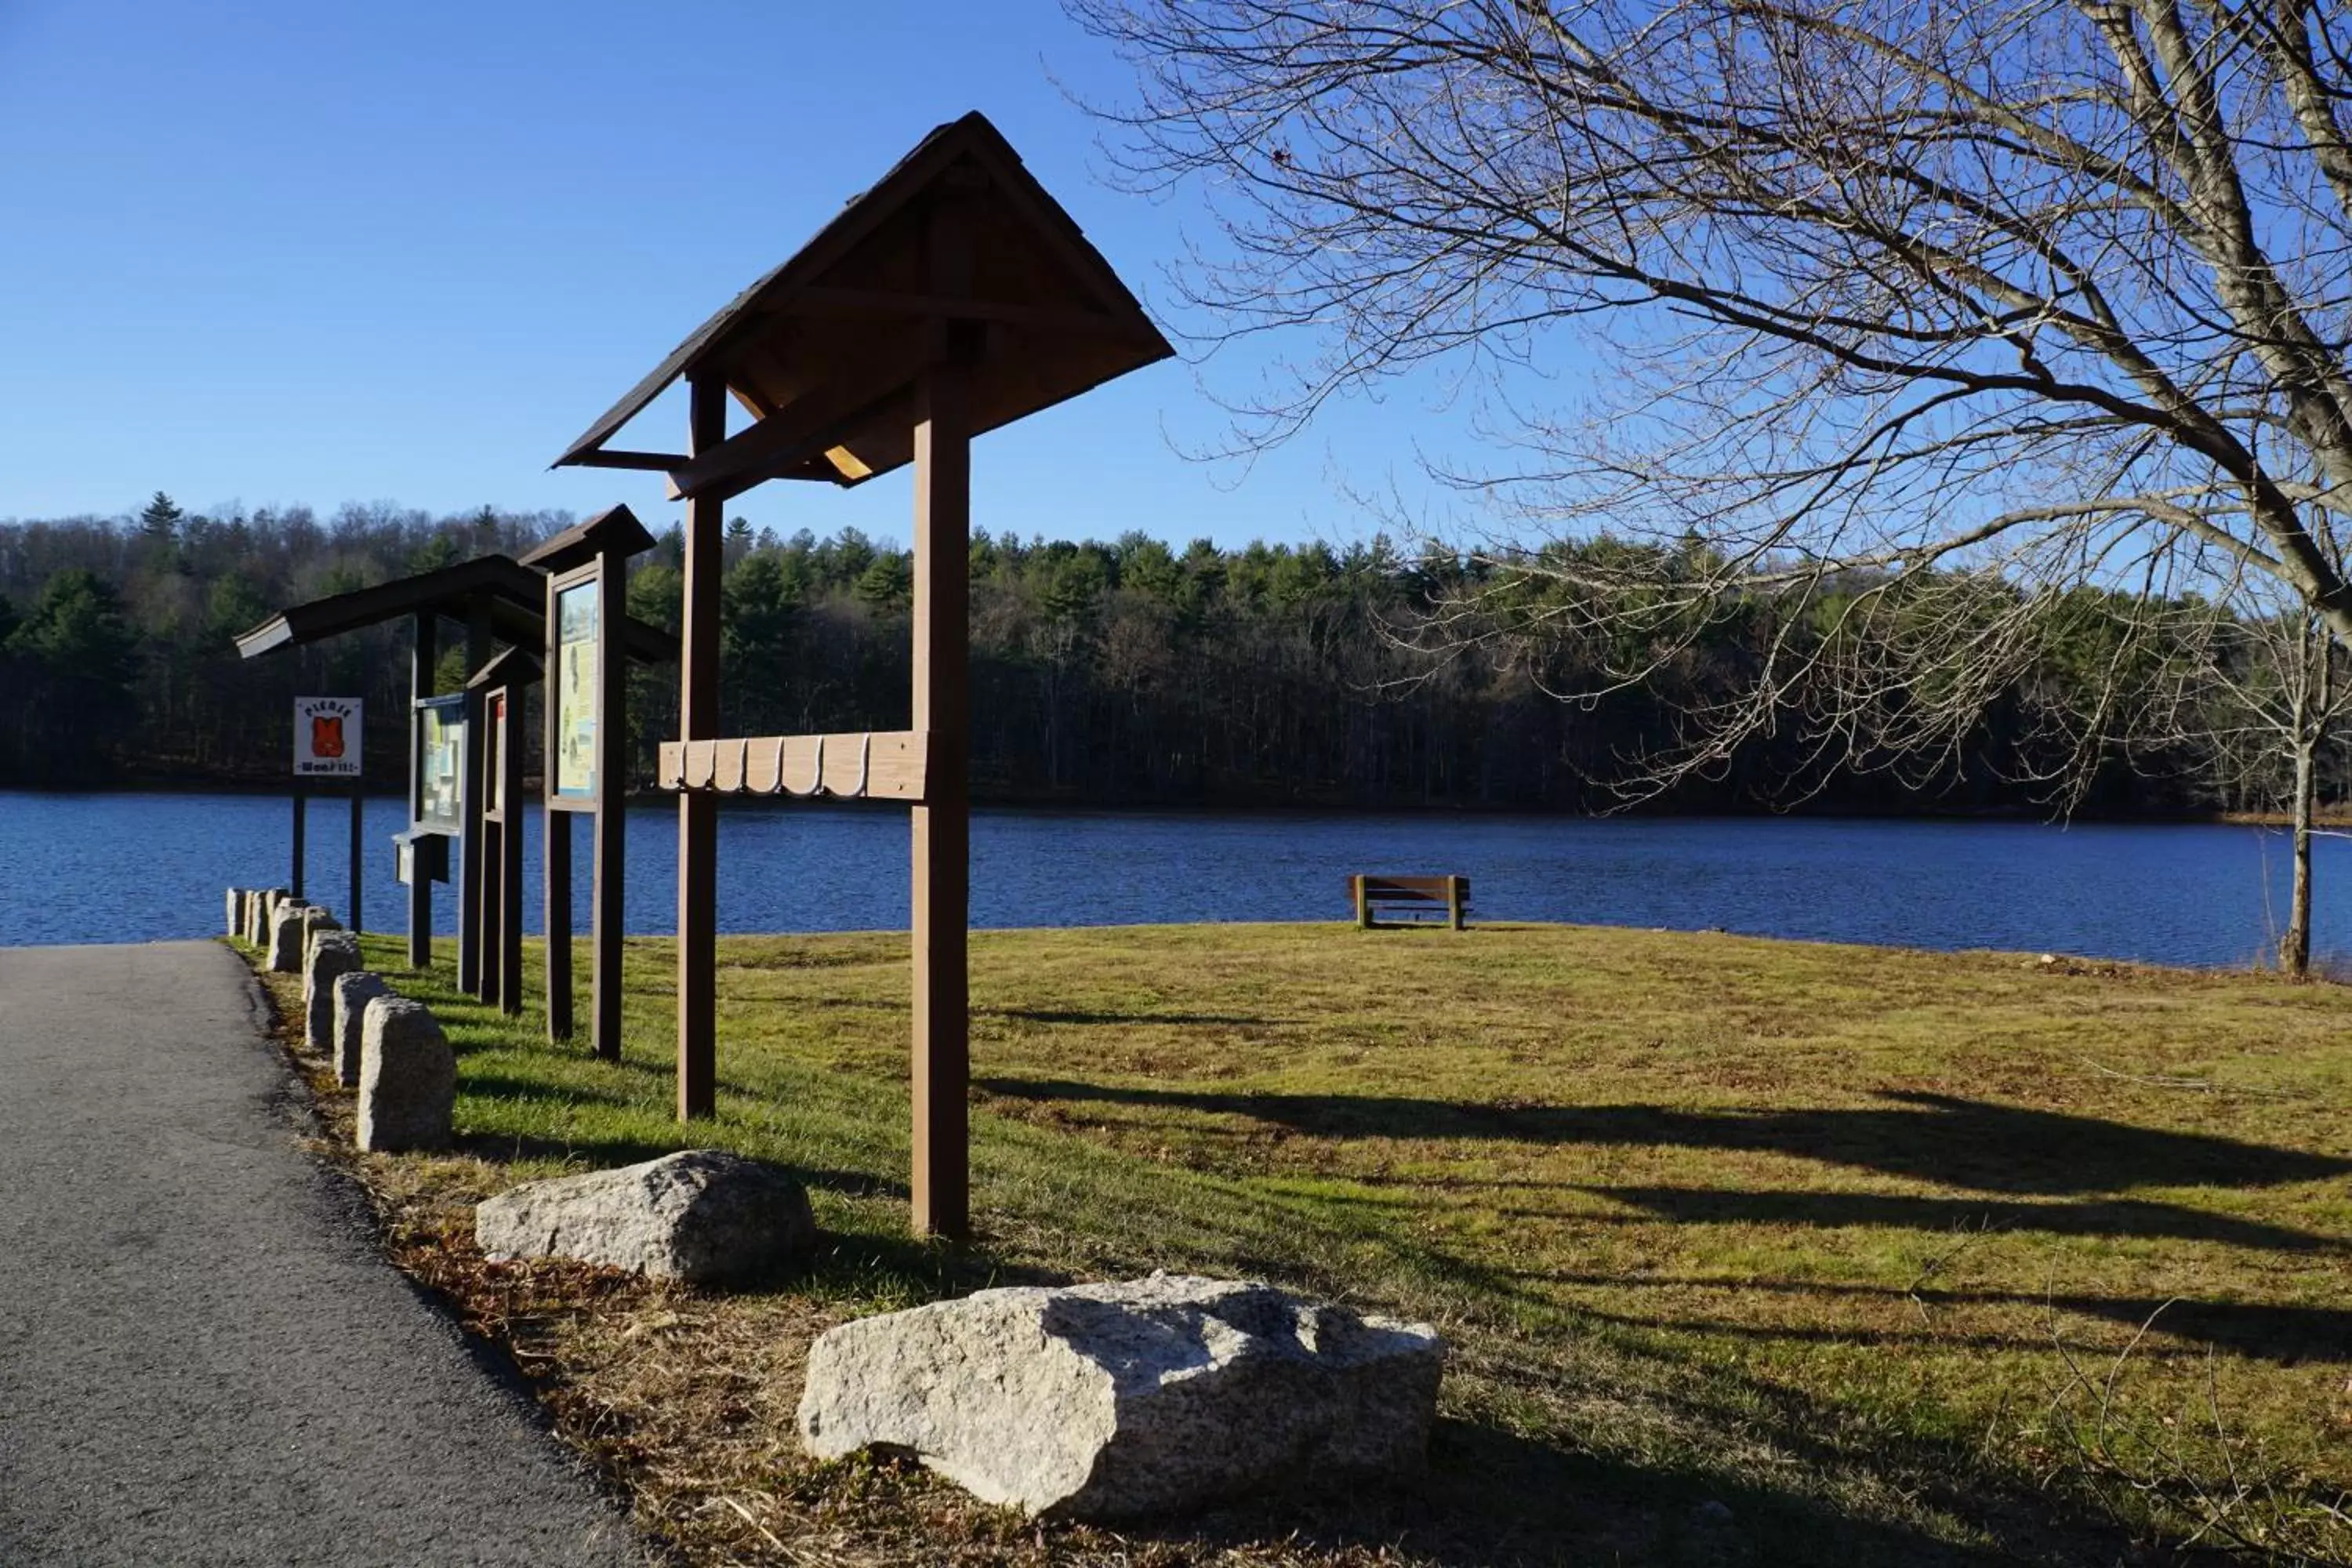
[416,696,465,829]
[292,696,361,777]
[554,579,599,800]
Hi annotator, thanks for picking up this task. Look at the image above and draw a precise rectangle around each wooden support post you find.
[1447,874,1465,932]
[677,373,724,1119]
[1353,875,1370,929]
[408,614,437,971]
[481,818,503,1004]
[458,607,490,995]
[593,540,627,1063]
[348,782,363,937]
[541,564,576,1044]
[909,328,975,1242]
[499,691,524,1016]
[290,787,307,899]
[544,807,573,1041]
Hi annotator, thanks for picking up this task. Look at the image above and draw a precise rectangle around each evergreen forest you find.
[0,493,2332,817]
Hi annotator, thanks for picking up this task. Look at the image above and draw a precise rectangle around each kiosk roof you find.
[232,553,677,663]
[517,503,658,575]
[550,111,1173,501]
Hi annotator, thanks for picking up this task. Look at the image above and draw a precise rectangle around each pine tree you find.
[137,492,183,541]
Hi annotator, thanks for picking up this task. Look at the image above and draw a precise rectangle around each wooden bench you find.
[1349,874,1469,931]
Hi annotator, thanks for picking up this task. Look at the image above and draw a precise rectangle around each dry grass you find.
[240,921,2352,1566]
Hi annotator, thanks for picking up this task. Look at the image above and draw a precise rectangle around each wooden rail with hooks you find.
[657,731,928,802]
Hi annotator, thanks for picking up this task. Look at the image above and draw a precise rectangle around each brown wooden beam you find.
[677,374,724,1122]
[408,613,437,971]
[564,448,688,471]
[909,326,977,1243]
[592,539,628,1063]
[499,689,525,1017]
[663,358,915,503]
[544,806,572,1042]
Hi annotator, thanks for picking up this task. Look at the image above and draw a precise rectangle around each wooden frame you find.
[465,650,539,1016]
[552,111,1174,1243]
[524,515,645,1062]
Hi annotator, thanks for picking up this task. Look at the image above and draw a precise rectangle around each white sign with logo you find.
[294,696,363,777]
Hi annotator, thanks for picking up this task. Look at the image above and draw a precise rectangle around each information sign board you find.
[417,695,466,830]
[293,696,362,777]
[554,579,600,800]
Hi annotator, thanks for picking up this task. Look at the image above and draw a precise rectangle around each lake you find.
[0,790,2342,969]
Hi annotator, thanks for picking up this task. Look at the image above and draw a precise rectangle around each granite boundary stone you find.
[798,1272,1443,1519]
[356,996,453,1152]
[332,972,392,1088]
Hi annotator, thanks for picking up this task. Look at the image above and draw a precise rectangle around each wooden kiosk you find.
[519,504,657,1058]
[235,554,674,995]
[552,111,1171,1240]
[466,647,540,1016]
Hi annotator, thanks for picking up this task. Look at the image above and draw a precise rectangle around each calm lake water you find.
[0,790,2343,968]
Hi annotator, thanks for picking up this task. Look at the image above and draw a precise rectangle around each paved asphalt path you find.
[0,941,651,1566]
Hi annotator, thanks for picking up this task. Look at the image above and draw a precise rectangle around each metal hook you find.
[848,731,872,798]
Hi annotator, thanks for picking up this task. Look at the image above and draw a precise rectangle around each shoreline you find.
[2,777,2344,827]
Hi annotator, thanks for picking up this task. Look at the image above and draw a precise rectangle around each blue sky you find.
[0,0,1468,550]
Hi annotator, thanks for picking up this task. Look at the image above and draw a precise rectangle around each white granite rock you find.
[302,909,341,961]
[225,887,245,938]
[332,971,391,1088]
[798,1273,1443,1519]
[247,887,287,946]
[356,995,453,1152]
[265,900,313,972]
[476,1149,815,1283]
[303,932,361,1056]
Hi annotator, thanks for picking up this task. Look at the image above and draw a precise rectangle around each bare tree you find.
[1069,0,2352,828]
[2160,589,2351,973]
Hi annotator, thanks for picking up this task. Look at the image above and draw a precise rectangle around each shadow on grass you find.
[1577,1185,2340,1254]
[978,1079,2350,1194]
[982,1007,1299,1028]
[449,1124,912,1204]
[1512,1268,2352,1364]
[1088,1412,2067,1567]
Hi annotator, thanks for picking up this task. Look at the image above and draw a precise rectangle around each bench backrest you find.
[1352,875,1470,903]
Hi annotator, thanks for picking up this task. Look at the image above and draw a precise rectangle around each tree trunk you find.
[2280,616,2329,978]
[2283,735,2314,978]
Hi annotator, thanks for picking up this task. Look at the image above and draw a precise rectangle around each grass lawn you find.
[253,922,2352,1566]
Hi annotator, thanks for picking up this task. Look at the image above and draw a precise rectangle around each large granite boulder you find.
[332,971,391,1088]
[303,932,362,1056]
[265,899,312,972]
[356,996,453,1152]
[798,1273,1443,1519]
[476,1149,815,1283]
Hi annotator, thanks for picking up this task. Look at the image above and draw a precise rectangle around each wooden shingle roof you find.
[552,111,1172,500]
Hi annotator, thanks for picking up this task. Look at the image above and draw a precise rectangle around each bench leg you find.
[1448,876,1465,931]
[1353,875,1372,930]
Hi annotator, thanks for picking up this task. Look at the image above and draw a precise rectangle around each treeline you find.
[0,493,2296,813]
